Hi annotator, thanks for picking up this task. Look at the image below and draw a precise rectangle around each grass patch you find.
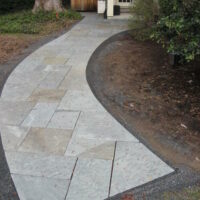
[0,9,82,34]
[163,186,200,200]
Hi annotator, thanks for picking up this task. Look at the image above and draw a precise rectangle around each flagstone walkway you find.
[0,13,173,200]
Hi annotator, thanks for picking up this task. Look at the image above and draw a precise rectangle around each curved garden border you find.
[86,31,200,199]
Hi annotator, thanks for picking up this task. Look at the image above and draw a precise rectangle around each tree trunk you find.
[33,0,63,13]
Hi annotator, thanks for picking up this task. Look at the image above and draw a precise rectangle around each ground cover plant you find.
[162,184,200,200]
[0,10,81,34]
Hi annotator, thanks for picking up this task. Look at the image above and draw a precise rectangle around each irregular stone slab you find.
[48,110,80,130]
[5,71,48,86]
[59,67,89,91]
[1,83,36,101]
[0,100,35,126]
[1,14,174,199]
[43,56,68,65]
[34,47,72,59]
[19,128,72,155]
[22,102,58,128]
[87,29,114,38]
[28,89,66,103]
[66,158,112,200]
[14,56,44,73]
[0,125,29,151]
[44,64,71,73]
[12,174,69,200]
[65,137,115,160]
[38,71,67,89]
[67,54,91,68]
[6,151,76,179]
[73,111,138,142]
[58,90,104,111]
[110,142,173,196]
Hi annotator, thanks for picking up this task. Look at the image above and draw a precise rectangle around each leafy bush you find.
[129,0,159,40]
[158,0,174,16]
[152,0,200,62]
[0,10,82,34]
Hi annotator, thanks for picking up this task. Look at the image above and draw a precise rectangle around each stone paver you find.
[28,88,66,103]
[22,102,58,128]
[59,67,89,91]
[66,158,112,200]
[0,100,35,125]
[0,125,29,151]
[2,83,37,101]
[73,111,138,142]
[47,110,80,130]
[110,142,173,196]
[38,71,67,89]
[58,90,104,111]
[44,64,71,73]
[0,13,173,200]
[12,174,70,200]
[43,56,68,66]
[65,138,115,160]
[6,151,76,179]
[18,128,72,155]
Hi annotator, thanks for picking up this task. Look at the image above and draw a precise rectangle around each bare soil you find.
[98,34,200,171]
[0,34,39,64]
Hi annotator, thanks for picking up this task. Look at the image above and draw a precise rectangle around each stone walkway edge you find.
[0,13,173,200]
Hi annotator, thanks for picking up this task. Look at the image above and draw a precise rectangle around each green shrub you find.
[0,10,82,34]
[158,0,174,16]
[129,0,159,41]
[152,0,200,62]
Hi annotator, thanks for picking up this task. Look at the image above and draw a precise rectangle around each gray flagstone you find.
[0,13,173,200]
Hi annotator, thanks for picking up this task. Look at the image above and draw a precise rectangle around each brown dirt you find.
[0,34,39,64]
[121,194,135,200]
[100,34,200,171]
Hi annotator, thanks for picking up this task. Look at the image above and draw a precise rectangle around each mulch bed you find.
[0,34,38,64]
[89,33,200,171]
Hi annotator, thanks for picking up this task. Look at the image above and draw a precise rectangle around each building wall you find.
[97,0,106,13]
[71,0,97,11]
[97,0,132,16]
[97,0,114,15]
[107,0,114,17]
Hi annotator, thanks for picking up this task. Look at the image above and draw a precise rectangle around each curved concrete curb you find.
[0,13,173,200]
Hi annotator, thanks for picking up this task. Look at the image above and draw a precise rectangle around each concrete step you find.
[120,7,131,13]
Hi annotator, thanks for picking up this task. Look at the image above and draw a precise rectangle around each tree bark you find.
[33,0,63,13]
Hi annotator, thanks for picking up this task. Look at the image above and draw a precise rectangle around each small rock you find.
[195,157,200,161]
[129,103,134,108]
[188,80,193,84]
[181,123,187,129]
